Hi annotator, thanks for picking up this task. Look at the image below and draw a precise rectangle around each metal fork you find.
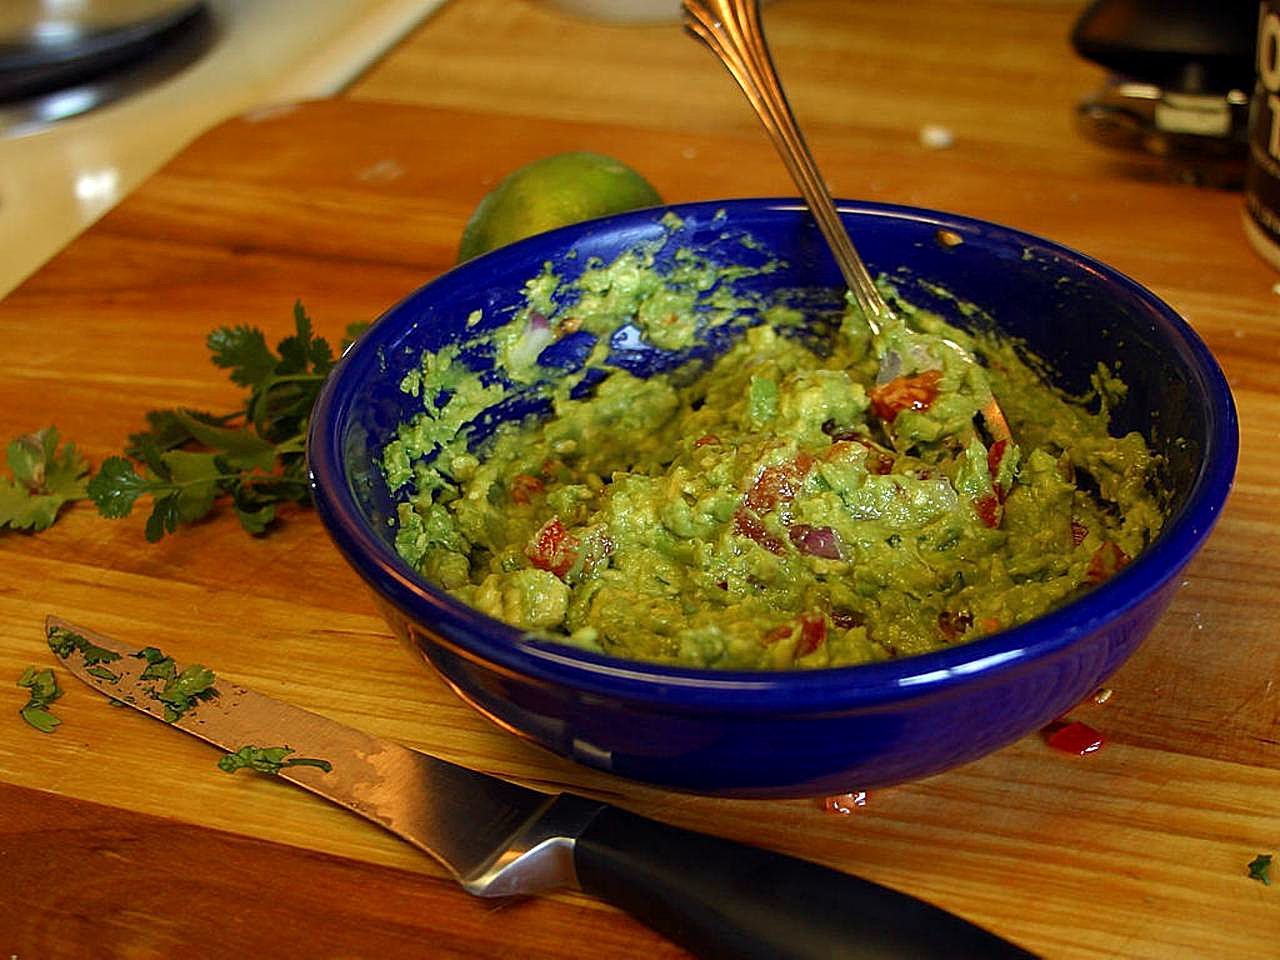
[683,0,1011,442]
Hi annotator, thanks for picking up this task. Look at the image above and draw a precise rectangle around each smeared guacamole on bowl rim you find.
[381,215,1163,670]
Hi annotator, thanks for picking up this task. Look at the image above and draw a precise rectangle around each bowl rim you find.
[308,197,1239,714]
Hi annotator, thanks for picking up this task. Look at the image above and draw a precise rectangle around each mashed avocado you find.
[383,223,1163,670]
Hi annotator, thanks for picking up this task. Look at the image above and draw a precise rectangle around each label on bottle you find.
[1245,1,1280,269]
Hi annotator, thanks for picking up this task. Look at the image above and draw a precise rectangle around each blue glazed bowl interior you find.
[309,198,1237,795]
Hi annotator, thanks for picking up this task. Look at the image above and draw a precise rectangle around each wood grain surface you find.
[2,2,1278,957]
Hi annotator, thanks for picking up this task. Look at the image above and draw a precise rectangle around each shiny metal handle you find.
[682,0,891,327]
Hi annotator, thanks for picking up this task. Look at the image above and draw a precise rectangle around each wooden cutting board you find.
[1,91,1277,959]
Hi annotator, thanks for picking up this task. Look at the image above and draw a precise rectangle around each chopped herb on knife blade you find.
[153,663,218,723]
[218,745,333,775]
[17,666,63,733]
[47,626,216,722]
[47,625,122,667]
[134,646,177,681]
[3,304,367,542]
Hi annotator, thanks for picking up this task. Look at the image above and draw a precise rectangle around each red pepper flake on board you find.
[694,434,720,448]
[868,369,942,422]
[822,791,868,815]
[1070,519,1089,546]
[1045,720,1105,755]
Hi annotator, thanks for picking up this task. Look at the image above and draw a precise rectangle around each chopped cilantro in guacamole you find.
[383,231,1163,670]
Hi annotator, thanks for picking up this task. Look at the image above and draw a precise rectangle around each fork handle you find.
[682,0,888,326]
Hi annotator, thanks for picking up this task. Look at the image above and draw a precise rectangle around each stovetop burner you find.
[0,2,216,133]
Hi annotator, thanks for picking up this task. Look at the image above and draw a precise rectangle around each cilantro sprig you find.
[0,428,90,532]
[3,304,365,542]
[83,302,366,541]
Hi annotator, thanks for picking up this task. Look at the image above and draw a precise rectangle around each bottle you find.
[1245,2,1280,270]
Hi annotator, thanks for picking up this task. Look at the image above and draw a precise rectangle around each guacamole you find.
[383,224,1163,670]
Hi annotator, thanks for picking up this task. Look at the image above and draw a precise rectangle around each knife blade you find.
[46,615,1037,960]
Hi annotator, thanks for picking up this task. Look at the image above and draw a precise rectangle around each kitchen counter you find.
[2,2,1278,958]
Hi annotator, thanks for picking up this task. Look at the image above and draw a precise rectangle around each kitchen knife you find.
[47,615,1037,960]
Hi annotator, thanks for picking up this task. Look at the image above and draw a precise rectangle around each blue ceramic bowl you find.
[309,199,1237,798]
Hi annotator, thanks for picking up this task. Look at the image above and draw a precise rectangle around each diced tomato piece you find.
[744,454,813,513]
[868,370,942,422]
[733,508,787,555]
[526,517,579,579]
[973,493,1001,528]
[986,439,1008,480]
[986,438,1010,502]
[1086,541,1129,584]
[510,473,545,505]
[763,623,792,644]
[937,609,974,642]
[796,613,827,656]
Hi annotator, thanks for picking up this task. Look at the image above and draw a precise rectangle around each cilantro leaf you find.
[46,625,122,666]
[87,456,153,519]
[0,428,90,532]
[155,663,217,722]
[134,647,177,681]
[207,325,278,389]
[1248,853,1273,886]
[218,744,333,775]
[277,301,335,377]
[17,666,63,734]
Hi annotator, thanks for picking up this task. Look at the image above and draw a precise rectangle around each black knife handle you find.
[573,804,1038,960]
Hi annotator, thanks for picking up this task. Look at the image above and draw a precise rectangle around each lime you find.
[457,152,663,263]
